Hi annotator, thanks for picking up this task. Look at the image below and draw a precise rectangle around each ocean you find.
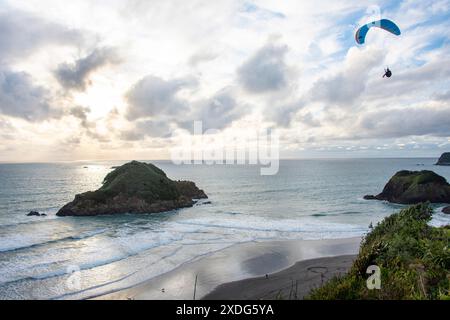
[0,159,449,299]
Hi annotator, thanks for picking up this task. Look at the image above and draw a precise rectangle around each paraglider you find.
[383,67,392,78]
[355,19,401,45]
[355,19,401,79]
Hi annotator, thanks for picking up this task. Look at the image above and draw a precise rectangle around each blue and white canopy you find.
[355,19,401,45]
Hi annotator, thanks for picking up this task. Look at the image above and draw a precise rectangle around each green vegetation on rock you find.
[86,161,181,203]
[365,170,450,204]
[436,153,450,166]
[307,204,450,300]
[57,161,207,216]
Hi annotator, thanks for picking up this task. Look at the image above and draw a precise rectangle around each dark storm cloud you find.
[125,75,197,120]
[55,48,121,91]
[238,43,289,93]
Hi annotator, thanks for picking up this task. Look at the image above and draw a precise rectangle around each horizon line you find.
[0,156,440,165]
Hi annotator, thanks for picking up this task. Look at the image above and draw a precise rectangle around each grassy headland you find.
[308,203,449,300]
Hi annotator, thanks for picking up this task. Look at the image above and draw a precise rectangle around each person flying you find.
[383,68,392,78]
[355,19,400,79]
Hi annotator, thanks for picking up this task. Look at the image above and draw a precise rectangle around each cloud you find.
[0,117,15,140]
[188,50,218,67]
[0,68,56,121]
[263,46,384,128]
[1,0,449,160]
[122,79,247,139]
[308,47,384,106]
[238,42,289,93]
[125,75,197,120]
[0,6,88,122]
[177,89,246,132]
[433,90,450,101]
[70,106,94,129]
[68,106,113,142]
[239,2,286,21]
[120,120,173,140]
[0,8,82,63]
[356,105,450,139]
[55,47,121,91]
[265,100,303,127]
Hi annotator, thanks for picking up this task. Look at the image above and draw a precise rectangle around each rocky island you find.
[364,170,450,204]
[436,152,450,166]
[57,161,207,216]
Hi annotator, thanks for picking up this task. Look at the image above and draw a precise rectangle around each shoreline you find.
[95,237,361,300]
[203,254,357,300]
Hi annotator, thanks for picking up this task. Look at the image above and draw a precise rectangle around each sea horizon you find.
[0,156,442,165]
[1,158,449,299]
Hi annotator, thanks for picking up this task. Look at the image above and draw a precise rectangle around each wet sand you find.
[95,237,361,300]
[203,255,356,300]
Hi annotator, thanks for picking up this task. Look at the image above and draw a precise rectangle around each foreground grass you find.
[307,203,450,300]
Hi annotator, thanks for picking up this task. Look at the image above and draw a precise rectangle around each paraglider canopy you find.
[355,19,401,45]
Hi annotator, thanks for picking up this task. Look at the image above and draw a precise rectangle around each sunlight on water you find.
[0,159,448,299]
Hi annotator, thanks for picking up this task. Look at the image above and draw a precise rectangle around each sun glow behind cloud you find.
[0,0,449,162]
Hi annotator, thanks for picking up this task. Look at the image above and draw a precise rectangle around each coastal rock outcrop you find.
[436,152,450,166]
[364,170,450,204]
[27,211,46,217]
[443,206,450,214]
[57,161,207,216]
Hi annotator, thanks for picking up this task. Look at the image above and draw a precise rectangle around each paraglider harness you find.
[383,68,392,78]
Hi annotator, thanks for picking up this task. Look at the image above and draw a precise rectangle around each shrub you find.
[307,203,450,300]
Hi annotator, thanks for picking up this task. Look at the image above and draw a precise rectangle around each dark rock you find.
[196,201,212,206]
[27,211,42,217]
[364,170,450,204]
[175,181,207,199]
[443,206,450,214]
[436,152,450,166]
[56,161,208,217]
[363,195,377,200]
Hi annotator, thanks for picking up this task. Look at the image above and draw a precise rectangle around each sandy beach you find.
[203,255,356,300]
[95,237,361,300]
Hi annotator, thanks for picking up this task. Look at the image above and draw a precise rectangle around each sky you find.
[0,0,449,162]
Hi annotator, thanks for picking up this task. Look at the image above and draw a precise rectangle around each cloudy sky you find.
[0,0,449,162]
